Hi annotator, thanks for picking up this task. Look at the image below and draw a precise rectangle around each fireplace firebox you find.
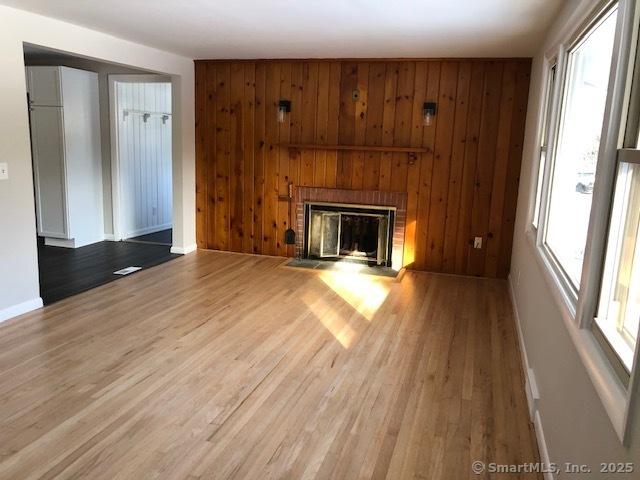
[304,202,395,266]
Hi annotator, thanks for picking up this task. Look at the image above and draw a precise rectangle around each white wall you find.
[115,81,173,238]
[0,5,195,317]
[510,0,640,474]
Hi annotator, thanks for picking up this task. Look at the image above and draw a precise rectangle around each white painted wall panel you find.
[61,67,104,247]
[116,82,172,238]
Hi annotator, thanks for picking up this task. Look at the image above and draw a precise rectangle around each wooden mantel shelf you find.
[277,143,429,154]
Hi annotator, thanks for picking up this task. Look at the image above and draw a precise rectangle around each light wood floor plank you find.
[0,250,540,479]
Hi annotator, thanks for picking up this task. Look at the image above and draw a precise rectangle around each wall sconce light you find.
[277,100,291,123]
[423,102,437,127]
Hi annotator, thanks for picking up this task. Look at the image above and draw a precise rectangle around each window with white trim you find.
[543,6,618,290]
[593,38,640,381]
[530,0,640,438]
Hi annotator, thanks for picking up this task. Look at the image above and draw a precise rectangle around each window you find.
[532,63,557,229]
[529,0,640,440]
[595,154,640,377]
[543,7,618,289]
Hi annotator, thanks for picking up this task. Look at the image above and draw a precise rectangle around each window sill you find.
[524,228,630,443]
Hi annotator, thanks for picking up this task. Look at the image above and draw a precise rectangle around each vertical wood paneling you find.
[404,61,428,266]
[253,63,266,254]
[337,63,358,189]
[425,62,458,271]
[205,64,217,249]
[442,62,471,273]
[214,65,231,251]
[195,65,207,249]
[315,63,330,187]
[325,62,342,189]
[243,63,256,254]
[300,63,319,187]
[455,62,485,274]
[352,63,370,190]
[195,59,531,278]
[469,62,503,276]
[415,61,440,270]
[264,63,280,255]
[379,63,399,191]
[390,62,415,192]
[229,63,244,252]
[277,63,292,256]
[486,62,517,277]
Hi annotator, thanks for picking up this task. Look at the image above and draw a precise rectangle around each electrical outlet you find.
[0,163,8,180]
[473,236,482,249]
[152,206,157,216]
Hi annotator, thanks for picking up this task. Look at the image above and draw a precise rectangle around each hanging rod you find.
[122,110,172,123]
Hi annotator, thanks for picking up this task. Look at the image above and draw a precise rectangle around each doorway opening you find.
[24,44,179,305]
[110,77,173,247]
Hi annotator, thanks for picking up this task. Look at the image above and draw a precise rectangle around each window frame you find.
[526,0,640,443]
[531,61,557,230]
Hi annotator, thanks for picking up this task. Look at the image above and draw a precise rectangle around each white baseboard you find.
[508,274,550,478]
[0,297,43,323]
[508,275,540,420]
[43,237,104,249]
[170,243,197,255]
[534,411,554,480]
[123,223,172,239]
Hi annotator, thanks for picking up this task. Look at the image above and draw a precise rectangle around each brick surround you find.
[293,187,407,270]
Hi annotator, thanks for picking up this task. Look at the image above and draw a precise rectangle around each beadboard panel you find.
[116,82,173,238]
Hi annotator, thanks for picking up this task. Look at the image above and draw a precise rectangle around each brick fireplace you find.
[293,187,407,270]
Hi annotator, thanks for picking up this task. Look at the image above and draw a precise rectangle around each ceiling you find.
[3,0,563,59]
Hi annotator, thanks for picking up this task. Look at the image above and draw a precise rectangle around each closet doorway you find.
[109,76,173,246]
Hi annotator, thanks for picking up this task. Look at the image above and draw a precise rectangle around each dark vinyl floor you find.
[37,238,179,305]
[126,228,172,245]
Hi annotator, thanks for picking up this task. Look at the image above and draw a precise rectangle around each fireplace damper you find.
[304,202,395,266]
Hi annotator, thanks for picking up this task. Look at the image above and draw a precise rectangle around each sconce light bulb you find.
[277,108,285,124]
[423,111,432,127]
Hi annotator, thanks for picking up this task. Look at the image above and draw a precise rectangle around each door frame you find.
[108,74,172,241]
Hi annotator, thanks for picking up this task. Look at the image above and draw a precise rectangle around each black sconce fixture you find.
[422,102,437,127]
[277,99,291,123]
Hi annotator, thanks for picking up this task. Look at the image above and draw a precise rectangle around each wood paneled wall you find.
[195,59,530,277]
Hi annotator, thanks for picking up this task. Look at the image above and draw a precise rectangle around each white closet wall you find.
[116,82,172,239]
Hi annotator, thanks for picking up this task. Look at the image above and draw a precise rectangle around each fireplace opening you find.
[304,202,395,267]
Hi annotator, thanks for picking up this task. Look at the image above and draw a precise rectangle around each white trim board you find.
[508,273,541,420]
[123,223,172,240]
[534,411,554,480]
[0,297,43,323]
[508,274,552,479]
[170,244,196,255]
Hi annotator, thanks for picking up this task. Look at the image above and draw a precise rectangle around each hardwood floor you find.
[37,238,179,304]
[0,250,540,479]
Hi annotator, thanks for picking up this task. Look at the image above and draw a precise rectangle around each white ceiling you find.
[2,0,563,59]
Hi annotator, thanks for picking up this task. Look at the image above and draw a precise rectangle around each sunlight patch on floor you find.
[301,291,357,348]
[318,265,391,322]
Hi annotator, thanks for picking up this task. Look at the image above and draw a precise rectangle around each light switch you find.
[473,236,482,249]
[0,163,8,180]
